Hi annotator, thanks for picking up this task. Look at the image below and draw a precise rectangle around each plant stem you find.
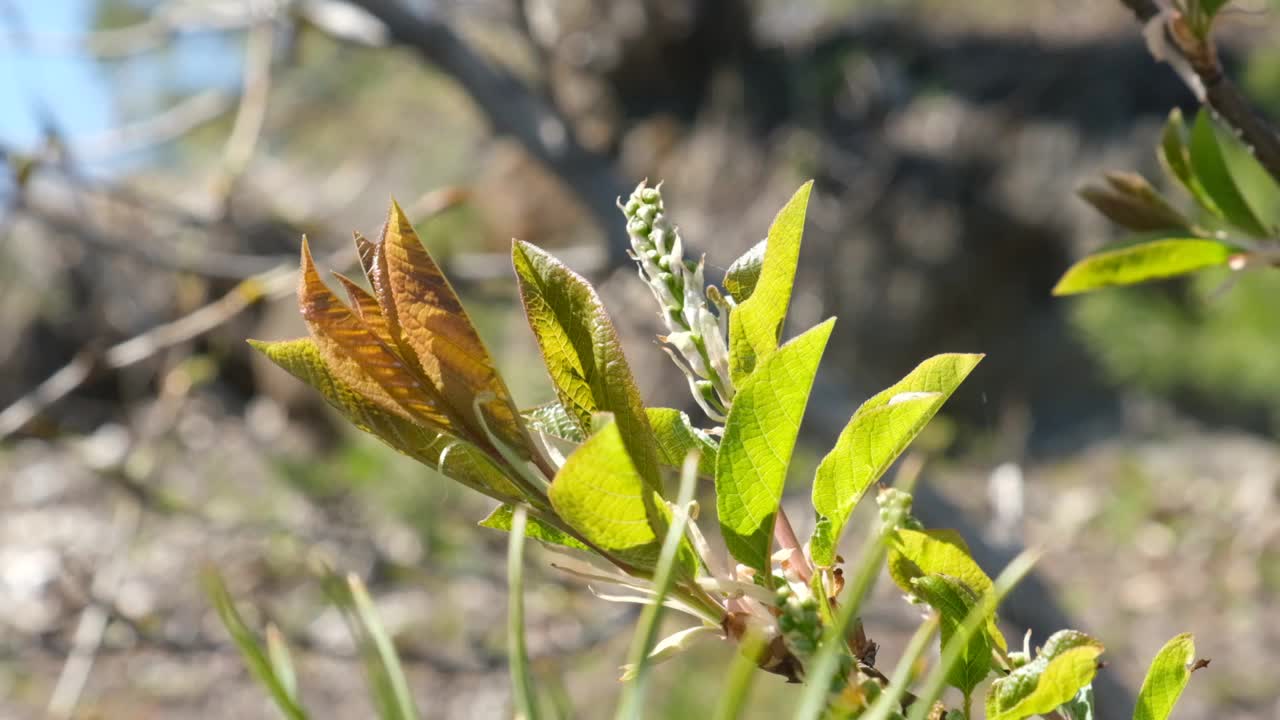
[773,507,813,583]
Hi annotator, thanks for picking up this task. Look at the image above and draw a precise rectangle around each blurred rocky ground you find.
[2,0,1279,717]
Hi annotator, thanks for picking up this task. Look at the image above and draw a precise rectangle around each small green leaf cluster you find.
[216,180,1205,719]
[1056,107,1280,295]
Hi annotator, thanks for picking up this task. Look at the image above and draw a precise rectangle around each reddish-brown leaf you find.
[298,239,456,434]
[332,272,396,347]
[380,200,533,459]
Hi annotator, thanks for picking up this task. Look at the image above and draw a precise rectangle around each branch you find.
[1121,0,1280,183]
[337,0,633,275]
[0,260,301,438]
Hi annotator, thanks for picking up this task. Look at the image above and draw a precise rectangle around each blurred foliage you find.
[1070,267,1280,427]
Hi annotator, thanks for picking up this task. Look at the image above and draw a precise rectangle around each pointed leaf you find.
[716,318,834,575]
[549,420,694,577]
[1160,109,1222,216]
[727,182,813,383]
[986,631,1105,720]
[723,239,767,302]
[333,272,396,347]
[512,240,662,488]
[911,574,994,698]
[298,240,457,433]
[479,504,590,552]
[1134,633,1197,720]
[888,527,1006,651]
[381,201,533,459]
[1052,239,1233,295]
[1190,109,1269,236]
[810,354,982,566]
[647,407,718,478]
[1204,112,1280,235]
[250,337,525,503]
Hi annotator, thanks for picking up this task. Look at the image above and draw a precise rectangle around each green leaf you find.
[723,239,767,302]
[810,353,982,566]
[1060,686,1096,720]
[1160,109,1221,216]
[647,407,718,478]
[1134,633,1197,720]
[716,318,834,575]
[522,402,586,442]
[1190,109,1269,236]
[1204,112,1280,235]
[727,182,813,383]
[1052,239,1234,295]
[512,240,663,489]
[550,419,695,577]
[911,575,994,698]
[887,528,1006,651]
[202,568,308,720]
[479,504,590,552]
[986,631,1105,720]
[250,338,528,504]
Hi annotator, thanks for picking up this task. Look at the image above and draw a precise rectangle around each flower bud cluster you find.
[877,487,924,534]
[620,181,733,421]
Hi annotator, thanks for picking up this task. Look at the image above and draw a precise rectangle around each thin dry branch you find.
[338,0,633,275]
[0,261,300,439]
[1121,0,1280,183]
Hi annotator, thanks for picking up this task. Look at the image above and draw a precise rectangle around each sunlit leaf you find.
[1052,239,1233,295]
[647,407,718,478]
[727,182,813,383]
[723,239,767,302]
[513,240,662,488]
[1190,109,1269,236]
[249,337,526,503]
[1134,633,1197,720]
[986,631,1105,720]
[911,574,994,698]
[888,527,1006,651]
[716,318,834,575]
[479,504,590,552]
[810,354,982,566]
[549,419,695,577]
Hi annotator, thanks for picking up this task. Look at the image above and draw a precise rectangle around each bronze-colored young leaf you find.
[298,240,456,434]
[332,272,396,347]
[249,337,526,504]
[380,200,533,460]
[512,239,662,489]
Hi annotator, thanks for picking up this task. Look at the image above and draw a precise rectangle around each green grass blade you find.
[906,549,1041,720]
[711,629,768,720]
[266,624,300,705]
[201,567,308,720]
[614,452,703,720]
[507,507,542,720]
[347,574,421,720]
